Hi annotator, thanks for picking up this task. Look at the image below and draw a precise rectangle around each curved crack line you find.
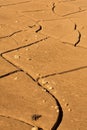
[0,55,63,130]
[71,22,81,47]
[52,3,56,13]
[37,82,63,130]
[74,30,81,47]
[1,53,63,129]
[22,71,63,130]
[0,68,63,130]
[35,25,42,33]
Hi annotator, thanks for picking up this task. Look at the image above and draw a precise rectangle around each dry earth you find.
[0,0,87,130]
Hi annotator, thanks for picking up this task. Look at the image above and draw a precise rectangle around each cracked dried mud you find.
[0,0,87,130]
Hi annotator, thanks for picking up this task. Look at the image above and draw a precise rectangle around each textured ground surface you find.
[0,0,87,130]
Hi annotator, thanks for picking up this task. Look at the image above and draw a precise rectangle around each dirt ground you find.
[0,0,87,130]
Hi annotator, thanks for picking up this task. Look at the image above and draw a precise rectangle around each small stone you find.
[25,48,29,51]
[62,98,65,102]
[56,109,59,113]
[68,108,72,112]
[14,77,18,80]
[15,20,18,23]
[31,126,39,130]
[14,55,20,59]
[48,86,54,90]
[42,100,46,103]
[55,106,58,109]
[42,88,46,92]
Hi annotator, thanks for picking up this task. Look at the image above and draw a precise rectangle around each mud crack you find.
[52,2,56,13]
[0,30,22,40]
[35,25,42,33]
[37,81,63,130]
[0,70,21,79]
[74,30,81,47]
[0,1,30,8]
[74,23,81,47]
[0,55,63,130]
[1,37,49,55]
[40,66,87,79]
[0,114,33,126]
[62,8,86,17]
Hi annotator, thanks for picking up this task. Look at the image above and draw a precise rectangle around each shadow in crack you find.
[37,82,63,130]
[51,95,63,130]
[59,65,87,75]
[40,66,87,129]
[42,66,87,78]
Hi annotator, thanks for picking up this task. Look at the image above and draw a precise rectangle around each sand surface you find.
[0,0,87,130]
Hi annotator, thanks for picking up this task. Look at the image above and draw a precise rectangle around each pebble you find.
[25,48,29,51]
[14,77,18,80]
[15,20,18,23]
[68,108,72,112]
[42,88,46,92]
[62,98,65,102]
[49,86,54,90]
[14,55,20,59]
[56,109,59,113]
[42,100,46,103]
[31,126,38,130]
[55,106,58,109]
[41,80,46,84]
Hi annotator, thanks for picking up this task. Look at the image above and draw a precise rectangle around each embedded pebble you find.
[42,88,46,92]
[15,20,18,23]
[56,109,59,113]
[31,126,39,130]
[25,48,29,51]
[42,100,46,103]
[49,86,54,90]
[55,106,58,109]
[68,108,72,112]
[62,98,65,102]
[14,77,18,80]
[42,80,48,86]
[14,55,20,59]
